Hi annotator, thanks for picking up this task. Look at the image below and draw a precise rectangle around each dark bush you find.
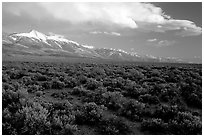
[102,91,125,111]
[51,80,65,89]
[75,102,105,125]
[82,87,107,105]
[168,112,202,135]
[64,77,77,88]
[153,104,178,122]
[27,85,41,93]
[50,103,77,135]
[139,94,160,105]
[9,70,26,79]
[141,118,168,134]
[41,81,52,89]
[2,74,10,82]
[187,93,202,109]
[85,78,102,90]
[119,99,145,121]
[98,115,130,135]
[3,83,15,91]
[77,75,88,84]
[51,92,69,99]
[71,86,87,96]
[36,91,43,97]
[36,74,48,81]
[122,81,146,99]
[22,76,33,86]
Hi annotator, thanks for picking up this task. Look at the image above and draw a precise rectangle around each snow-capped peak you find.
[14,29,48,43]
[29,30,47,41]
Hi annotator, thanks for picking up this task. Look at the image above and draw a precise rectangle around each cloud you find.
[136,19,201,36]
[48,32,65,38]
[90,31,103,34]
[147,39,176,47]
[3,2,202,37]
[160,19,202,36]
[175,25,202,37]
[3,3,50,20]
[40,3,138,29]
[104,32,121,36]
[90,31,121,36]
[110,32,121,36]
[157,40,176,47]
[147,38,157,42]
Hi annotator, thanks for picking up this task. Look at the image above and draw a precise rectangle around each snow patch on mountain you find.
[82,44,95,49]
[130,52,140,57]
[47,34,80,46]
[10,37,17,41]
[117,49,128,54]
[68,40,80,46]
[109,52,114,56]
[146,54,157,59]
[47,35,69,43]
[54,41,63,49]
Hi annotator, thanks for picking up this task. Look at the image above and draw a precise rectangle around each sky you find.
[2,2,202,60]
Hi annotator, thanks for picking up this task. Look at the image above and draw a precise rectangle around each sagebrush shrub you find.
[75,102,105,125]
[19,102,51,134]
[98,115,130,135]
[51,80,65,89]
[168,112,202,135]
[102,91,125,111]
[85,78,102,90]
[72,86,87,96]
[141,118,168,133]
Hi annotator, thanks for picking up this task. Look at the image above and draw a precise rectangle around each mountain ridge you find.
[2,30,188,63]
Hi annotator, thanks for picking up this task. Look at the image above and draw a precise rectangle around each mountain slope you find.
[2,30,185,63]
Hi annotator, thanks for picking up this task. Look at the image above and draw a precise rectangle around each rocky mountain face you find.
[2,30,184,63]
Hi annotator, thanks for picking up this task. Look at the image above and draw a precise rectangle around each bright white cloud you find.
[40,3,139,29]
[4,2,202,37]
[147,38,157,42]
[90,31,121,36]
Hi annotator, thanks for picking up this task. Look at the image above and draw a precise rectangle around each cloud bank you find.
[147,38,176,47]
[90,31,121,36]
[3,2,202,37]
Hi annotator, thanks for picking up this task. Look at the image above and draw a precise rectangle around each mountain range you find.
[2,30,193,63]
